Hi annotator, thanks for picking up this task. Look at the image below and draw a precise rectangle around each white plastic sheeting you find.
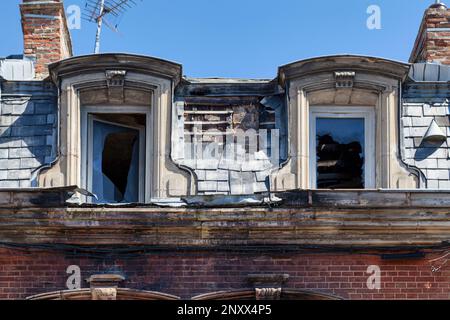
[0,58,35,81]
[409,63,450,82]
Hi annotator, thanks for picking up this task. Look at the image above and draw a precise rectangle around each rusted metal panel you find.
[277,190,450,208]
[176,78,280,98]
[0,186,76,208]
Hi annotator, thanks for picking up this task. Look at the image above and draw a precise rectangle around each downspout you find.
[30,77,97,200]
[281,80,292,169]
[397,79,427,188]
[0,76,2,108]
[169,80,197,196]
[267,79,292,198]
[30,79,61,187]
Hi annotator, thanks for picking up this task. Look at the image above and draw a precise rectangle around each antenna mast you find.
[432,0,447,8]
[83,0,142,54]
[94,0,105,54]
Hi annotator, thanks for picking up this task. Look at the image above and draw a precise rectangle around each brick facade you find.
[0,248,448,300]
[0,1,449,301]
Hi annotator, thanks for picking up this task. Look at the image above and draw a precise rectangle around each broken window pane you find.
[316,118,365,189]
[92,120,140,203]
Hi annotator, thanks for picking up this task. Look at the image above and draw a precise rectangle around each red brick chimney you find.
[410,2,450,65]
[20,0,73,79]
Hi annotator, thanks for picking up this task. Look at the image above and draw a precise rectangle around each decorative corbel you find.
[86,274,125,301]
[255,288,282,300]
[334,71,355,88]
[247,273,289,301]
[105,70,127,103]
[106,70,127,86]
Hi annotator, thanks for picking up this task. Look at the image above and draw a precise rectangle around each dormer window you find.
[37,54,189,201]
[278,56,419,190]
[309,107,375,189]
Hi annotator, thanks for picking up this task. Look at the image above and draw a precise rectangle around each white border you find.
[309,106,376,189]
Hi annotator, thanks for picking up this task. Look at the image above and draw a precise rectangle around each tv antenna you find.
[83,0,142,54]
[431,0,447,8]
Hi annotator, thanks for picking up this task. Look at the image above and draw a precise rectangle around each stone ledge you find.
[0,188,450,247]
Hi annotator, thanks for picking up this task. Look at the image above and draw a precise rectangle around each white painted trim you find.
[81,105,151,203]
[309,106,376,189]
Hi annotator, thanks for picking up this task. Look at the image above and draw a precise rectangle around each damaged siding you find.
[0,80,57,187]
[402,65,450,189]
[174,79,287,195]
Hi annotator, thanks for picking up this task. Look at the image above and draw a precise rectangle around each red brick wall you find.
[0,248,448,300]
[410,5,450,65]
[20,0,72,79]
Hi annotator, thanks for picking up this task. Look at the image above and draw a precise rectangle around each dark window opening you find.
[90,114,145,203]
[316,118,365,189]
[101,130,138,202]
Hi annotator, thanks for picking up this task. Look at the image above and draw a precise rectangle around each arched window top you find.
[27,288,180,300]
[191,289,342,301]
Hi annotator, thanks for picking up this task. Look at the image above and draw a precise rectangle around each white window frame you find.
[309,106,376,189]
[81,106,151,203]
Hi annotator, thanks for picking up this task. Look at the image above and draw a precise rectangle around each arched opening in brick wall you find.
[27,288,341,300]
[191,289,342,300]
[26,288,180,300]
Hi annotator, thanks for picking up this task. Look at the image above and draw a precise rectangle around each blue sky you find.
[0,0,435,78]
